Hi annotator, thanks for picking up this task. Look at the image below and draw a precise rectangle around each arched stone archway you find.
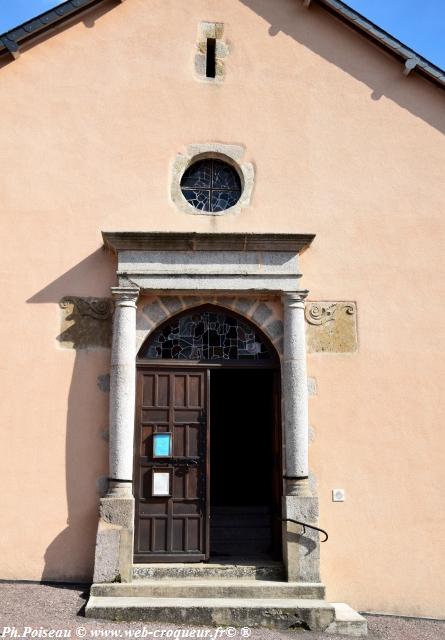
[135,295,284,357]
[137,303,280,362]
[133,305,282,561]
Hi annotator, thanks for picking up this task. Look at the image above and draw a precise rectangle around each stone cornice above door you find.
[102,232,315,294]
[102,232,315,253]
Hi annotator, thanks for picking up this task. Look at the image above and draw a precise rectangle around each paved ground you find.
[0,583,444,640]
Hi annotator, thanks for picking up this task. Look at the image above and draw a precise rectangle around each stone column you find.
[108,286,140,495]
[93,286,139,584]
[282,290,310,497]
[282,290,322,584]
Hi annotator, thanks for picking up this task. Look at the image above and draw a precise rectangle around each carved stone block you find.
[58,297,113,349]
[283,495,321,583]
[305,302,357,353]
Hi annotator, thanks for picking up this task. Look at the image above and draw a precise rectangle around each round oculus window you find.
[180,158,242,213]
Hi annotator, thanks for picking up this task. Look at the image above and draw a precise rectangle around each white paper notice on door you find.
[152,471,170,496]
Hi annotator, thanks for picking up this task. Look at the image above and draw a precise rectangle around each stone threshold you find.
[132,559,285,581]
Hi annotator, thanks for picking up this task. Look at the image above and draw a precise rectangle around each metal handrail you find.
[280,517,329,542]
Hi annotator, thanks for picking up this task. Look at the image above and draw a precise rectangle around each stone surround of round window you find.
[180,158,242,213]
[171,144,254,217]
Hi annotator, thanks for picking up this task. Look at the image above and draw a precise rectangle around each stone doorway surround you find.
[92,232,320,585]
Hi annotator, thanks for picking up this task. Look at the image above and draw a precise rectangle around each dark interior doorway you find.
[210,368,279,559]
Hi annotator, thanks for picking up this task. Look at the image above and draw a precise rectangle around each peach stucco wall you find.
[0,0,444,617]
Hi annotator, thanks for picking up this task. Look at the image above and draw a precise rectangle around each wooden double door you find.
[133,366,280,562]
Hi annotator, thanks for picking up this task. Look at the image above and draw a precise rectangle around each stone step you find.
[132,560,285,581]
[210,512,271,524]
[210,516,271,526]
[85,596,336,632]
[325,603,368,636]
[211,506,271,515]
[210,527,271,540]
[210,542,271,556]
[91,579,325,600]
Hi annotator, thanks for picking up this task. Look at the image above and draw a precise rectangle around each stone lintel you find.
[118,250,299,274]
[117,275,302,293]
[106,240,311,294]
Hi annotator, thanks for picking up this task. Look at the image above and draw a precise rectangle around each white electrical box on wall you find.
[332,489,345,502]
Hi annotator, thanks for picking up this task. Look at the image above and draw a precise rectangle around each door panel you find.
[134,368,208,562]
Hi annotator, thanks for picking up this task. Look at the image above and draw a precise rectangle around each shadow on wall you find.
[239,0,445,134]
[27,248,116,582]
[0,0,121,71]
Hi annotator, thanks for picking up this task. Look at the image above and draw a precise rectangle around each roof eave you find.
[0,0,443,92]
[0,0,119,60]
[313,0,445,90]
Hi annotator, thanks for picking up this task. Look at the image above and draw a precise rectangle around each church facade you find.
[0,0,444,628]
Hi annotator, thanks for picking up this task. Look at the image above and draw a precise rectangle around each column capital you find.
[111,286,140,308]
[282,290,309,309]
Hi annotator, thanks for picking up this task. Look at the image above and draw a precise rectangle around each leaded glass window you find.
[139,310,272,361]
[180,159,242,213]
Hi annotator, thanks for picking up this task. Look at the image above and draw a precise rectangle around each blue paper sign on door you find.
[153,432,172,457]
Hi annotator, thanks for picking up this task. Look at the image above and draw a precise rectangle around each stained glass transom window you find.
[140,310,272,361]
[180,159,242,213]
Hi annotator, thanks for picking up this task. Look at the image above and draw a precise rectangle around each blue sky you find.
[0,0,444,69]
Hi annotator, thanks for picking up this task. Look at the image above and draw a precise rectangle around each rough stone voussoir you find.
[252,303,274,325]
[143,300,167,325]
[264,318,284,340]
[159,296,183,315]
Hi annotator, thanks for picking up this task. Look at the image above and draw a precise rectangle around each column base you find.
[92,492,135,584]
[282,495,321,583]
[285,476,312,496]
[107,480,133,496]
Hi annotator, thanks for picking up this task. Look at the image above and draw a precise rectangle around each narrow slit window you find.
[206,38,216,78]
